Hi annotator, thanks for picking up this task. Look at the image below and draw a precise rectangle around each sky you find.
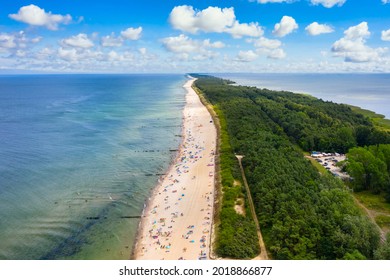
[1,0,390,73]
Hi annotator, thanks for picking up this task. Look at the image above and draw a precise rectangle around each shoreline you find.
[215,73,390,120]
[132,77,217,260]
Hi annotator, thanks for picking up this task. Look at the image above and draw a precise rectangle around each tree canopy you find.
[346,145,390,198]
[193,75,386,259]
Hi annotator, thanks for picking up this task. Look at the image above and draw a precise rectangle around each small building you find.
[311,153,323,158]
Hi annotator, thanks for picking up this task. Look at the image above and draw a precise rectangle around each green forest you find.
[192,74,390,260]
[345,145,390,195]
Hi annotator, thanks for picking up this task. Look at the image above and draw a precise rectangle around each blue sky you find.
[1,0,390,73]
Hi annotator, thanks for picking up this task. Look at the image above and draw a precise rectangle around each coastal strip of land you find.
[194,75,390,260]
[133,78,217,260]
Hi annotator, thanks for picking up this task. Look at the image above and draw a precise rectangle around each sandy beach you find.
[133,77,217,260]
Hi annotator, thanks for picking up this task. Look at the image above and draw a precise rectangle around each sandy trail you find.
[133,78,217,260]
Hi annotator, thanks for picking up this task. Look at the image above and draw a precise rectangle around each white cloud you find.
[0,31,40,53]
[161,34,224,60]
[9,4,72,30]
[61,34,94,49]
[139,48,147,55]
[267,48,286,59]
[58,47,78,61]
[344,22,370,40]
[203,39,225,49]
[169,5,263,38]
[382,29,390,41]
[310,0,346,8]
[35,47,55,60]
[236,50,259,62]
[107,51,121,61]
[57,47,105,62]
[168,6,198,33]
[120,27,143,40]
[0,33,17,49]
[101,33,123,47]
[321,51,328,57]
[228,21,263,39]
[382,0,390,3]
[337,46,386,63]
[252,37,282,49]
[305,22,334,35]
[249,37,286,60]
[107,50,134,62]
[193,6,235,33]
[169,6,234,33]
[331,22,388,63]
[193,51,220,61]
[15,50,27,57]
[162,34,201,54]
[31,37,43,44]
[273,16,298,37]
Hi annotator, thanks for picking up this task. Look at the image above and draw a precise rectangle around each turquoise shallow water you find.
[216,73,390,119]
[0,74,186,259]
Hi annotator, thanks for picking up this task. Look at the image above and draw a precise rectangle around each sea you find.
[0,74,186,260]
[215,73,390,119]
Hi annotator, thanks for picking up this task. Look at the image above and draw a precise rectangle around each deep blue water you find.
[216,73,390,119]
[0,74,186,259]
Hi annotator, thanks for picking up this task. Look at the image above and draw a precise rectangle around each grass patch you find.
[349,105,385,119]
[303,153,328,175]
[349,105,390,131]
[375,215,390,229]
[353,191,390,214]
[373,118,390,131]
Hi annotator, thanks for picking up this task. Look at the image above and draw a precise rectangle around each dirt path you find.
[236,155,269,260]
[353,196,387,243]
